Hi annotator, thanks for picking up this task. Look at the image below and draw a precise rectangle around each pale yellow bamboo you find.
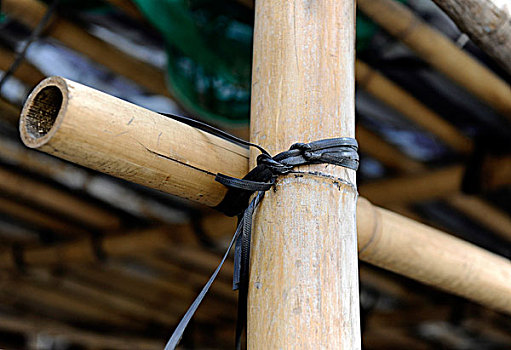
[357,0,511,119]
[357,197,511,314]
[249,0,360,347]
[19,77,249,207]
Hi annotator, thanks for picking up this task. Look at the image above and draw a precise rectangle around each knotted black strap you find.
[160,113,358,350]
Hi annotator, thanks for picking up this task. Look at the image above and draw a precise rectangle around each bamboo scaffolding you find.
[2,0,169,97]
[0,313,163,350]
[30,268,178,326]
[355,61,473,153]
[0,166,120,230]
[18,76,511,315]
[357,0,511,119]
[0,196,90,236]
[359,160,511,206]
[430,0,511,75]
[0,275,141,328]
[0,46,46,87]
[447,194,511,242]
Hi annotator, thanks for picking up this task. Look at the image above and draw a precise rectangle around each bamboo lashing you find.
[430,0,511,75]
[357,0,511,119]
[18,76,511,315]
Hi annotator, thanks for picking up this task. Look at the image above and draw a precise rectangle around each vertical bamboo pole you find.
[249,0,360,348]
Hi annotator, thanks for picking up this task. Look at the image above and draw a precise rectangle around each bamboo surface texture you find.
[248,0,360,348]
[20,77,248,207]
[18,76,511,316]
[357,0,511,119]
[431,0,511,75]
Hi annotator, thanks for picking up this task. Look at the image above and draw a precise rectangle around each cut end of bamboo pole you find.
[20,76,68,148]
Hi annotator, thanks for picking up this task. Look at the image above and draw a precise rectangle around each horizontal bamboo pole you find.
[357,0,511,119]
[0,313,163,350]
[356,61,472,153]
[0,196,89,236]
[359,159,511,206]
[20,77,248,207]
[0,166,120,230]
[18,77,511,314]
[356,197,511,314]
[430,0,511,75]
[2,0,169,97]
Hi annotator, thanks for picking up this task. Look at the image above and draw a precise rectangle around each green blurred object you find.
[132,0,253,125]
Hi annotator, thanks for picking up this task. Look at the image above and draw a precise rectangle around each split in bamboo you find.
[357,0,511,119]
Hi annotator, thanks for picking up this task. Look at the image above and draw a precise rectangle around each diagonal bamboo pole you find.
[248,0,360,347]
[18,76,511,315]
[357,0,511,119]
[430,0,511,75]
[2,0,170,97]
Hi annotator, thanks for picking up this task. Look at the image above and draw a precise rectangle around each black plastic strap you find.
[159,113,358,350]
[164,195,258,350]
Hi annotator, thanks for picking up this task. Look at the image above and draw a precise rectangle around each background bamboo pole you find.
[357,0,511,119]
[355,61,473,153]
[0,47,46,88]
[430,0,511,75]
[0,167,120,230]
[2,0,169,97]
[359,158,511,205]
[248,0,360,347]
[4,197,511,315]
[0,313,163,350]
